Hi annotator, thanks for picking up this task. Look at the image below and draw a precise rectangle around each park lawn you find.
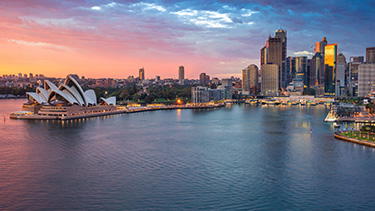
[341,131,375,143]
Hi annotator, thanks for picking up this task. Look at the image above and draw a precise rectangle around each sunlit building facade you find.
[242,67,250,92]
[261,64,279,96]
[324,43,337,96]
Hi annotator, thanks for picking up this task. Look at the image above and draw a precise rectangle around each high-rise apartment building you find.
[261,64,279,96]
[139,68,145,81]
[242,67,250,92]
[199,73,210,85]
[178,66,184,83]
[366,47,375,63]
[324,43,337,96]
[358,63,375,96]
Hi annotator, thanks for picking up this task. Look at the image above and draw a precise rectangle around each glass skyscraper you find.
[324,44,337,96]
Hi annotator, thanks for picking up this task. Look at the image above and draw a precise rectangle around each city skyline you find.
[0,0,374,79]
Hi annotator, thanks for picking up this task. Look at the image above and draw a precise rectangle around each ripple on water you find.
[1,102,375,210]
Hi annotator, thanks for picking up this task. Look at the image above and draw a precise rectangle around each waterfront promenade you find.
[334,131,375,148]
[10,103,224,120]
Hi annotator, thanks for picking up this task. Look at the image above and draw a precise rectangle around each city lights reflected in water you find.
[1,99,375,210]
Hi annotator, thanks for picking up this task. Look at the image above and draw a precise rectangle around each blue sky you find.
[0,0,374,78]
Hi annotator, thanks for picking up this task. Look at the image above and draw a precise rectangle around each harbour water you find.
[1,99,375,210]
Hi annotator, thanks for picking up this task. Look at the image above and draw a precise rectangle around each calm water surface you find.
[1,99,375,210]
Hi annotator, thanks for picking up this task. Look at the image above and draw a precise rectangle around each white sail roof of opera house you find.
[25,74,115,107]
[99,96,116,106]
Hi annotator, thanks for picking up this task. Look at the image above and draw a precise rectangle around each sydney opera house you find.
[18,74,117,119]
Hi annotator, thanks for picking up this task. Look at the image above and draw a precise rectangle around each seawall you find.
[334,132,375,148]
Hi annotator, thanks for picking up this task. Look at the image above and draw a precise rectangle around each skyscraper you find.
[366,47,375,63]
[295,56,307,86]
[260,29,286,89]
[349,56,364,96]
[221,78,233,99]
[310,52,325,86]
[336,53,346,96]
[315,37,327,55]
[275,29,287,88]
[139,68,145,81]
[261,64,279,96]
[178,66,184,83]
[248,64,259,94]
[242,67,250,92]
[324,43,337,96]
[358,63,375,96]
[286,56,296,84]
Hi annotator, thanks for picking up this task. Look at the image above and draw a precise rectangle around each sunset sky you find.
[0,0,374,79]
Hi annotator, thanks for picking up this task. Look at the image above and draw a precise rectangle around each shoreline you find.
[334,131,375,148]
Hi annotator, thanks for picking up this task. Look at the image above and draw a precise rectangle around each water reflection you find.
[1,100,375,210]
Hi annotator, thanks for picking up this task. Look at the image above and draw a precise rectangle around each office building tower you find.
[348,57,363,96]
[275,29,287,88]
[242,67,250,92]
[248,64,259,94]
[139,68,145,81]
[261,64,279,96]
[336,53,346,96]
[260,29,287,89]
[155,76,160,82]
[366,47,375,63]
[315,37,328,55]
[306,59,312,87]
[324,43,337,96]
[352,56,364,63]
[310,53,324,86]
[295,56,307,86]
[286,56,296,84]
[358,63,375,96]
[179,66,184,83]
[221,78,233,99]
